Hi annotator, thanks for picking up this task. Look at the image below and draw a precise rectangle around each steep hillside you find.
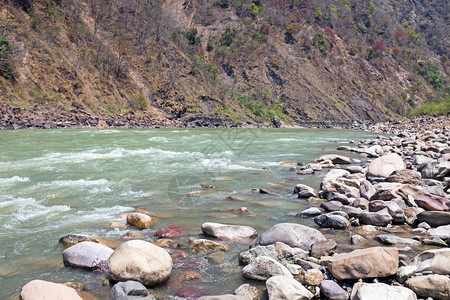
[0,0,449,127]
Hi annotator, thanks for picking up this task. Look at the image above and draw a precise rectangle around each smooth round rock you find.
[62,241,113,270]
[20,280,82,300]
[108,240,172,286]
[126,213,153,229]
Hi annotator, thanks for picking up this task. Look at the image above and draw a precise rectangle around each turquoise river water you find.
[0,128,384,299]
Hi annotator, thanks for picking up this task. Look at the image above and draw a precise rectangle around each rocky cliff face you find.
[0,0,448,126]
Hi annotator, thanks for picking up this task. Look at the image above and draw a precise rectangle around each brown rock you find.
[320,247,399,280]
[415,194,449,211]
[127,212,154,229]
[188,238,228,252]
[153,225,184,238]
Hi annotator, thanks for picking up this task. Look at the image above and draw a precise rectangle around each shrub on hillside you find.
[0,36,15,79]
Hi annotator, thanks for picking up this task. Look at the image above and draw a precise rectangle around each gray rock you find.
[239,241,308,266]
[110,281,156,300]
[420,161,450,179]
[359,211,393,226]
[297,258,321,270]
[360,180,376,200]
[314,214,349,229]
[298,207,322,216]
[294,184,318,198]
[405,274,450,300]
[321,201,344,212]
[62,241,113,271]
[317,155,352,165]
[350,234,368,245]
[350,282,417,300]
[352,198,369,210]
[266,275,313,300]
[242,256,292,281]
[369,200,405,223]
[319,280,349,300]
[201,222,258,241]
[417,211,450,227]
[397,266,418,283]
[326,192,351,205]
[340,206,364,218]
[374,234,420,246]
[250,223,326,250]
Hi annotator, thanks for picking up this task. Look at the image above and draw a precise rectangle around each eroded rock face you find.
[201,222,258,241]
[266,275,313,300]
[250,223,326,250]
[62,241,113,271]
[20,280,83,300]
[405,275,450,300]
[367,153,405,179]
[320,247,399,280]
[108,240,172,286]
[110,280,156,300]
[242,256,292,281]
[238,241,308,266]
[350,282,417,300]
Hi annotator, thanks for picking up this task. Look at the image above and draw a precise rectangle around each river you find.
[0,128,381,298]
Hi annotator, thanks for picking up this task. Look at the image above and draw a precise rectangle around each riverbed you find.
[1,128,385,298]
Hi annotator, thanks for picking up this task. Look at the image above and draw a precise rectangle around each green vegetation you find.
[0,36,15,79]
[312,33,330,55]
[409,96,450,116]
[220,24,236,46]
[233,93,286,121]
[185,28,200,45]
[128,94,148,110]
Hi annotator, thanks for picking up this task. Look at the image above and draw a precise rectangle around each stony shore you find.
[14,114,450,300]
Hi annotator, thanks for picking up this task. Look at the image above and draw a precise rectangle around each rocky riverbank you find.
[0,100,370,129]
[15,116,450,300]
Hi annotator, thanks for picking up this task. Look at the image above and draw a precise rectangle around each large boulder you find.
[417,211,450,227]
[110,281,156,300]
[250,223,326,250]
[405,275,450,300]
[350,282,417,300]
[62,241,113,271]
[201,222,258,241]
[294,184,318,198]
[320,247,399,280]
[266,275,313,300]
[238,241,307,266]
[411,248,450,275]
[20,280,83,300]
[242,256,292,281]
[367,153,405,179]
[108,240,172,286]
[321,169,350,191]
[359,180,376,200]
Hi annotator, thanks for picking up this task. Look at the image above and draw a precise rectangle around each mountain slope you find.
[0,0,448,126]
